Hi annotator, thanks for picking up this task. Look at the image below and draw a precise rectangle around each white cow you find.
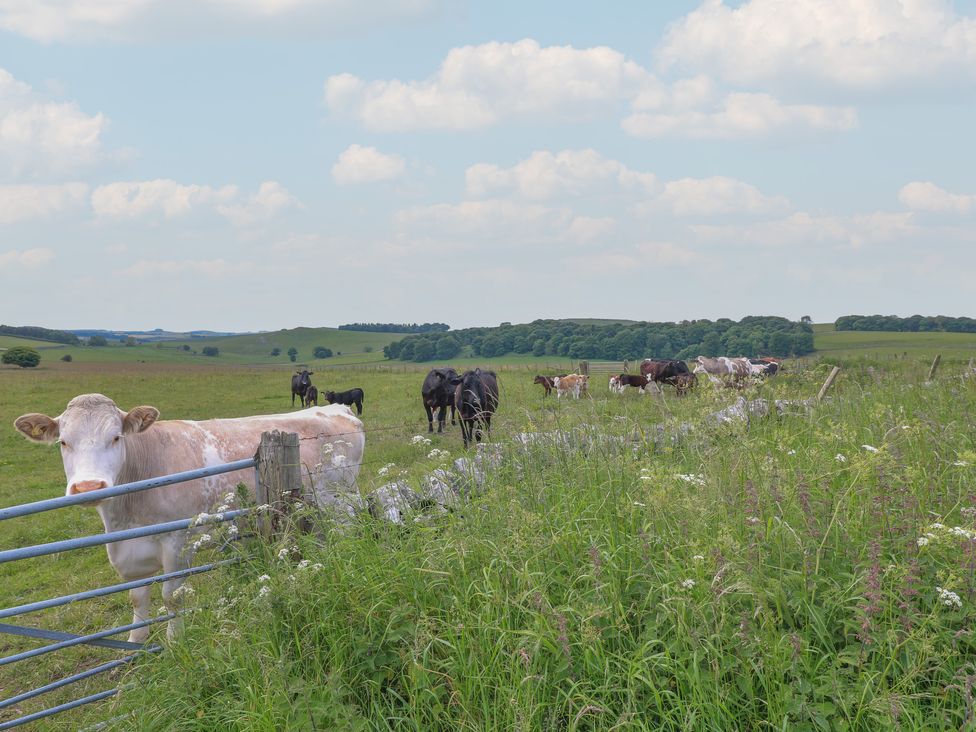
[14,393,365,641]
[553,374,587,399]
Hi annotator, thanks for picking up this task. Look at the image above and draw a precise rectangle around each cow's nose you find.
[68,480,108,495]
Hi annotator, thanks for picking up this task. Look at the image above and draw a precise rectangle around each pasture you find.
[1,348,976,729]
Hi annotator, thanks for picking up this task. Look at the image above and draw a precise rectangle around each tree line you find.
[835,314,976,333]
[383,317,814,363]
[338,322,450,333]
[0,325,80,345]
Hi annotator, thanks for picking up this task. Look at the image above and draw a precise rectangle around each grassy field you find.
[813,324,976,358]
[2,328,976,729]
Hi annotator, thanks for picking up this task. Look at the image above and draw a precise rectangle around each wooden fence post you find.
[254,431,302,539]
[578,360,589,375]
[927,354,942,381]
[817,366,841,402]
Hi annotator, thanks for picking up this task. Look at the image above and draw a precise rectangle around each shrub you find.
[270,348,281,357]
[288,347,298,363]
[2,347,41,368]
[61,354,73,362]
[313,347,333,359]
[88,335,108,347]
[182,344,191,352]
[202,346,219,357]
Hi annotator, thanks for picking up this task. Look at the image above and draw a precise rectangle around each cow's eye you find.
[112,435,121,444]
[59,440,68,449]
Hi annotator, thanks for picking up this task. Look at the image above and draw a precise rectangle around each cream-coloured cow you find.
[14,393,364,642]
[553,374,588,399]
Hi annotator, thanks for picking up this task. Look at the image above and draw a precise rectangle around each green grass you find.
[814,324,976,358]
[3,343,976,729]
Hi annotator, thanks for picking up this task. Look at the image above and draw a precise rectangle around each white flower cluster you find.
[191,533,212,551]
[191,511,224,526]
[961,507,976,518]
[411,435,432,446]
[427,448,450,460]
[258,585,272,599]
[835,454,847,463]
[297,559,323,571]
[680,579,696,589]
[377,463,396,477]
[862,444,880,453]
[276,545,297,561]
[950,526,975,540]
[936,586,962,608]
[171,585,194,601]
[675,474,706,487]
[917,522,976,547]
[639,468,653,481]
[786,449,796,456]
[692,555,705,561]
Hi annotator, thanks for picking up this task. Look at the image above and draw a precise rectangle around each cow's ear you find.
[123,406,159,435]
[14,413,60,443]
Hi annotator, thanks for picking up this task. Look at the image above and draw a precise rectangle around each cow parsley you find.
[675,474,706,487]
[937,586,963,609]
[835,454,847,463]
[681,579,696,589]
[257,574,271,583]
[191,533,212,551]
[427,448,450,460]
[411,435,432,446]
[258,585,272,599]
[377,463,396,477]
[862,444,880,453]
[917,536,930,547]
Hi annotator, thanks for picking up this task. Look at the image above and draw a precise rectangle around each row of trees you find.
[338,322,450,333]
[384,317,814,363]
[270,347,335,362]
[0,325,79,345]
[835,314,976,333]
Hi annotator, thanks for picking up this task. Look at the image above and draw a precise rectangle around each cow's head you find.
[14,394,159,497]
[323,390,336,403]
[295,369,313,385]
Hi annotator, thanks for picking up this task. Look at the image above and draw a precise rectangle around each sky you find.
[0,0,974,332]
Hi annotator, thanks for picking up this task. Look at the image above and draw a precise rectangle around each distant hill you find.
[69,328,247,342]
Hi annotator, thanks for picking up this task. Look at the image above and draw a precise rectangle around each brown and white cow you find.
[693,356,752,387]
[553,374,587,399]
[14,394,365,642]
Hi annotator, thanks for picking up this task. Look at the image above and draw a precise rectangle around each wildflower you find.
[222,492,236,504]
[215,504,230,513]
[950,526,975,540]
[747,516,760,525]
[692,554,705,561]
[411,435,431,445]
[258,585,272,599]
[257,574,271,583]
[297,559,311,570]
[937,586,963,609]
[675,474,706,486]
[276,546,296,561]
[310,563,323,571]
[961,507,976,518]
[786,449,796,456]
[427,448,450,459]
[171,585,194,601]
[191,533,212,550]
[835,454,847,463]
[862,444,880,453]
[331,454,348,468]
[930,523,946,531]
[633,501,646,507]
[226,524,239,537]
[681,579,696,589]
[377,463,396,477]
[917,536,930,547]
[255,504,271,512]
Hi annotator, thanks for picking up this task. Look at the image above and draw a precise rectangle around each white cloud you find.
[91,179,237,219]
[395,198,571,238]
[566,216,615,244]
[564,240,705,276]
[658,0,976,90]
[691,211,916,249]
[655,176,790,216]
[331,144,405,184]
[0,0,443,42]
[325,39,651,131]
[0,68,106,177]
[216,181,302,226]
[0,247,54,268]
[117,258,257,278]
[899,181,975,214]
[622,92,856,139]
[466,149,656,200]
[91,179,298,225]
[0,182,88,223]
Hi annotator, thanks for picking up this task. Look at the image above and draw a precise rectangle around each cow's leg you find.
[449,403,456,427]
[128,586,152,643]
[356,399,362,415]
[435,404,446,433]
[160,536,191,641]
[425,401,435,432]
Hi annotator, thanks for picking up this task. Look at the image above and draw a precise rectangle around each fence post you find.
[254,431,302,539]
[578,360,589,375]
[817,366,841,402]
[927,354,942,381]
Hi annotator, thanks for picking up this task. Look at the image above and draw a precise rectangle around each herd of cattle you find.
[10,354,782,643]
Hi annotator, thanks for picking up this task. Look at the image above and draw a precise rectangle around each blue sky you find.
[1,0,974,331]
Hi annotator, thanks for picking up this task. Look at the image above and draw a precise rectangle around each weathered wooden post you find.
[254,431,302,539]
[817,366,841,402]
[927,354,942,381]
[578,360,589,376]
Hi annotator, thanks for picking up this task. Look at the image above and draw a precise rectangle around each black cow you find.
[291,369,314,407]
[323,388,364,415]
[452,368,499,448]
[422,368,458,433]
[303,385,319,408]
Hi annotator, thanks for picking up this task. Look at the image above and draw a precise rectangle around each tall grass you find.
[86,360,976,731]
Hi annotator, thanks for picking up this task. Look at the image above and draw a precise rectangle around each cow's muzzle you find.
[68,479,108,495]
